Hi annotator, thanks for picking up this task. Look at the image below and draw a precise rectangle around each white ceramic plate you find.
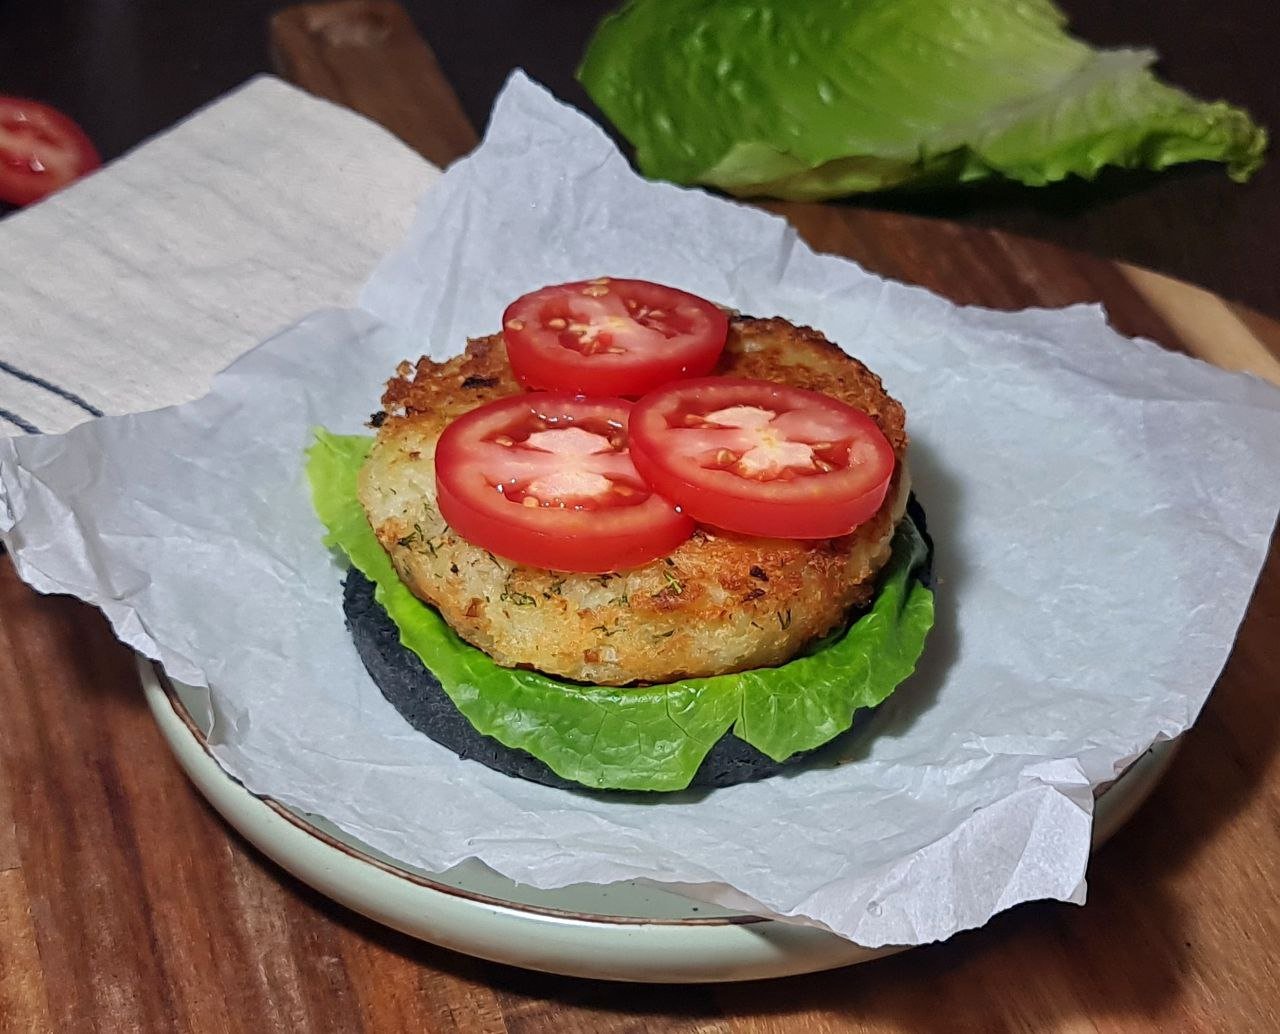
[141,658,1178,982]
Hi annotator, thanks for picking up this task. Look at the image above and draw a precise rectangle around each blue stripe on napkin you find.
[0,407,40,434]
[0,359,103,418]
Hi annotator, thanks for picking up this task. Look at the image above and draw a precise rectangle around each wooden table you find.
[2,3,1280,1031]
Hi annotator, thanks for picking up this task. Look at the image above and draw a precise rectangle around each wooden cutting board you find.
[0,2,1276,1032]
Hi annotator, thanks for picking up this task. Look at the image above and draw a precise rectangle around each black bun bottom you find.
[343,571,794,791]
[345,498,931,793]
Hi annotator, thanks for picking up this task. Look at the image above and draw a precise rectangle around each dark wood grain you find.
[0,2,1277,1031]
[270,0,477,168]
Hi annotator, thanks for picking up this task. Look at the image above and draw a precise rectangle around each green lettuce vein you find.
[307,430,935,791]
[577,0,1266,200]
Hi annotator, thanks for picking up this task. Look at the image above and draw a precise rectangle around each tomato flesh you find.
[434,393,694,572]
[0,97,101,207]
[502,278,728,397]
[629,378,896,538]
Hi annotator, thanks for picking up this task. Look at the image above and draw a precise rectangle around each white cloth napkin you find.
[0,75,437,435]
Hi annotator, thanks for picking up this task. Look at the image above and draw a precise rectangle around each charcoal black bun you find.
[346,498,932,792]
[342,570,793,789]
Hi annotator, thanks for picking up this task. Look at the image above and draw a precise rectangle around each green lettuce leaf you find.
[577,0,1266,200]
[307,430,934,791]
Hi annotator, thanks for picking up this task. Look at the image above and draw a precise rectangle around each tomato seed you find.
[493,435,514,446]
[522,496,540,508]
[547,317,567,329]
[505,319,525,331]
[581,285,610,297]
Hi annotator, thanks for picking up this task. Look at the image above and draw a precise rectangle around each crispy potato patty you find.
[358,317,910,685]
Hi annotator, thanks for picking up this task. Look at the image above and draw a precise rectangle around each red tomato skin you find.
[628,378,896,539]
[502,278,728,397]
[433,392,694,573]
[435,477,690,573]
[0,97,101,207]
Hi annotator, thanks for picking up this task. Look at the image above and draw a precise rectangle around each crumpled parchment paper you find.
[2,73,1278,947]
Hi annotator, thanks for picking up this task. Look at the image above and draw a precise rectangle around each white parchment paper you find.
[3,74,1279,947]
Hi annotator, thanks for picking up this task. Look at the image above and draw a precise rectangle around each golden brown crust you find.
[378,317,907,453]
[358,317,910,685]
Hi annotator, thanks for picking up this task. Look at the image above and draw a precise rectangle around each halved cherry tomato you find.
[629,378,896,539]
[501,278,728,397]
[0,97,101,207]
[434,392,694,572]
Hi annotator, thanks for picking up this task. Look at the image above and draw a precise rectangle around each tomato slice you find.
[0,97,101,207]
[629,378,896,539]
[434,393,694,572]
[501,278,728,397]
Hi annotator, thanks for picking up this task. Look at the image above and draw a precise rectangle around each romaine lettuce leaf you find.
[577,0,1266,200]
[307,430,934,790]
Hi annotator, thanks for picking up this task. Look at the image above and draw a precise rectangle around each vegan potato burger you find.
[308,278,935,792]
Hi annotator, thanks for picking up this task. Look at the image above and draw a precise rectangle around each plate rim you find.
[156,663,770,928]
[142,657,1181,981]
